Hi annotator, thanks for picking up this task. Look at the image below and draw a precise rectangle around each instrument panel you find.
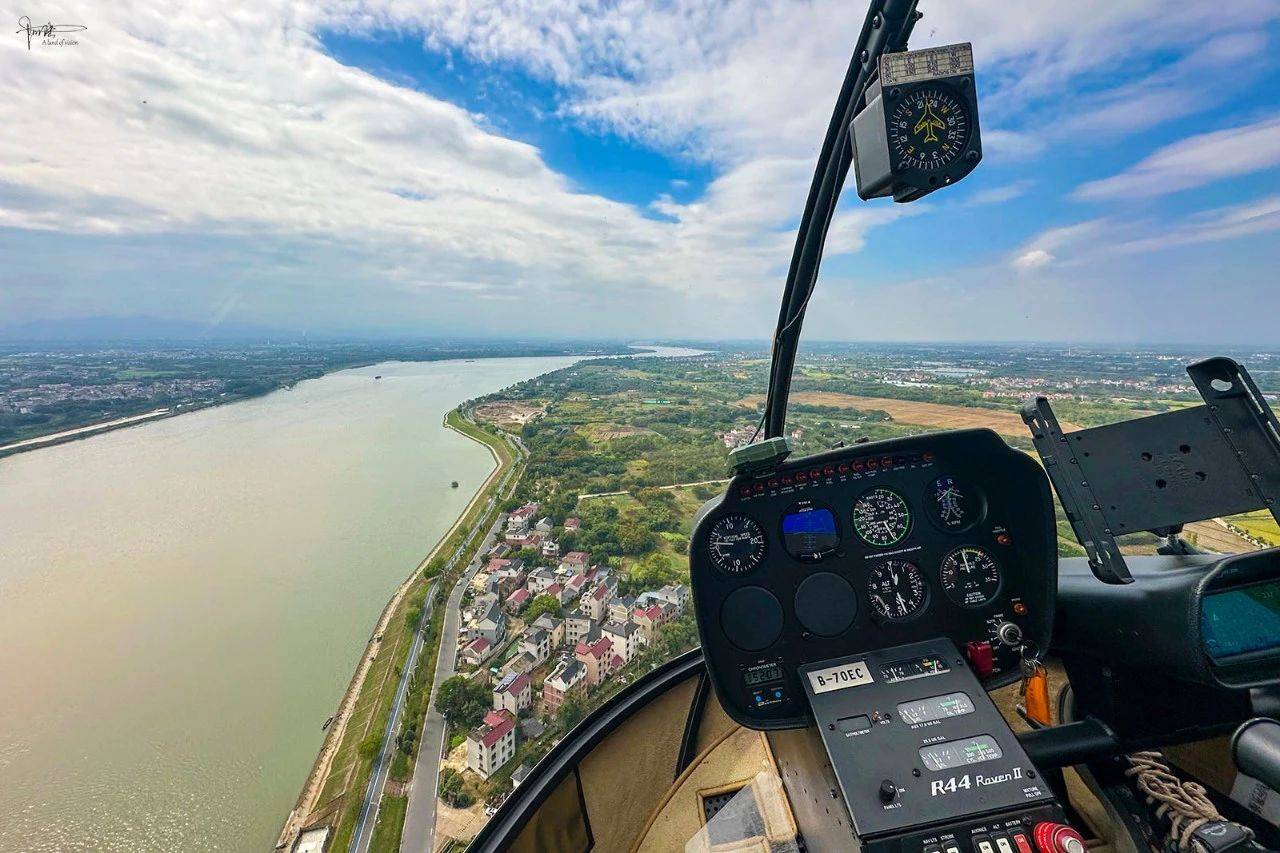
[690,429,1057,729]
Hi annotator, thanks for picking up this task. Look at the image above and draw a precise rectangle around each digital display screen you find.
[897,692,975,725]
[919,734,1003,771]
[1202,580,1280,659]
[744,662,784,686]
[782,505,839,559]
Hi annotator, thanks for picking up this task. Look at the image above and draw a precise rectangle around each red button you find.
[811,469,821,479]
[1013,834,1034,853]
[866,458,878,469]
[796,472,807,482]
[838,463,849,473]
[853,460,865,472]
[824,466,835,476]
[965,640,995,678]
[1034,823,1086,853]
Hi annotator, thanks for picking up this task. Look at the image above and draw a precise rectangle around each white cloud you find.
[1013,249,1053,270]
[1074,116,1280,200]
[2,0,1279,339]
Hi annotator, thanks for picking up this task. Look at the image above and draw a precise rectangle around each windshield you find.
[2,3,1279,852]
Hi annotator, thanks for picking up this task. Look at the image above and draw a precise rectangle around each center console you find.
[690,430,1076,852]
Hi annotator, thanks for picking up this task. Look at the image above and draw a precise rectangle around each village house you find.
[607,594,637,624]
[563,573,588,601]
[531,613,564,649]
[559,551,590,575]
[541,538,560,560]
[520,627,551,665]
[469,600,507,646]
[527,567,556,594]
[493,672,532,714]
[543,659,586,714]
[564,610,596,646]
[466,709,517,780]
[505,502,539,538]
[581,583,610,621]
[563,517,580,532]
[603,619,644,665]
[631,603,668,644]
[650,584,690,615]
[574,635,616,687]
[501,650,539,679]
[535,517,554,534]
[505,587,531,613]
[544,582,568,606]
[460,636,493,667]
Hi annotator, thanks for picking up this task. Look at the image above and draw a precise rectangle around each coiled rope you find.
[1124,751,1248,853]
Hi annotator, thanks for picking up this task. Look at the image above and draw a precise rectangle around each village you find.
[448,498,690,799]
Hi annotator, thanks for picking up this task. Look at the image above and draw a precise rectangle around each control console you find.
[803,637,1072,853]
[691,429,1056,729]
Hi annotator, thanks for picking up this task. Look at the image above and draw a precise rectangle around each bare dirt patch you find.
[738,392,1082,438]
[473,401,545,427]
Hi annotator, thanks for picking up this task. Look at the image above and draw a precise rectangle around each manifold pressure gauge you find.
[852,43,982,203]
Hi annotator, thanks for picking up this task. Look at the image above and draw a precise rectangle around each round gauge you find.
[939,546,1003,608]
[866,559,929,621]
[926,475,985,533]
[706,515,766,575]
[851,488,912,547]
[781,501,840,561]
[888,86,972,172]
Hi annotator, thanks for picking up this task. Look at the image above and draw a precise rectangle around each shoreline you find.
[276,409,516,850]
[0,346,646,461]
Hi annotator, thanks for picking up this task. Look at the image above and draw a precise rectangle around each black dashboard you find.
[690,429,1057,729]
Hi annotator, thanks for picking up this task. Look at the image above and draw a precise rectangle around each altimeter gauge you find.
[866,559,929,621]
[852,488,912,547]
[939,546,1002,608]
[707,515,767,575]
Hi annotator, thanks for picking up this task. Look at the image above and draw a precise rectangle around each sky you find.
[2,0,1279,345]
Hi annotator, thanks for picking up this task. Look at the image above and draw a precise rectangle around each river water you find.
[0,354,623,851]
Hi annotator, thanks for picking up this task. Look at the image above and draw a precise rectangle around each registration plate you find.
[807,661,874,694]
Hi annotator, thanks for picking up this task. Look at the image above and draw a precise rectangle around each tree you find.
[616,518,657,555]
[522,593,561,621]
[557,694,586,730]
[439,767,473,807]
[435,675,490,730]
[358,732,383,762]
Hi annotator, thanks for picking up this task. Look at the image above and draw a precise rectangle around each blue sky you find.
[2,0,1279,344]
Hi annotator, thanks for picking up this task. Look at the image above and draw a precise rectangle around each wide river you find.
[0,351,692,851]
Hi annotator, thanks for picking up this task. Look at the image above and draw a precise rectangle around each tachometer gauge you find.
[852,488,912,547]
[707,515,766,576]
[866,559,929,621]
[939,546,1002,608]
[888,86,972,172]
[927,475,984,533]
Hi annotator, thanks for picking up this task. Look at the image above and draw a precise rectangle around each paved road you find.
[349,579,440,853]
[401,434,523,852]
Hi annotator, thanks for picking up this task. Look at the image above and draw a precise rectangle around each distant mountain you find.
[0,316,297,342]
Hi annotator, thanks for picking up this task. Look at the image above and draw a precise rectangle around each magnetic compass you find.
[888,86,972,172]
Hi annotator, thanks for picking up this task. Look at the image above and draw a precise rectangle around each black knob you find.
[879,779,897,803]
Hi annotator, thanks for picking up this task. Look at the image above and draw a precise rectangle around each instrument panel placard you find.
[807,660,874,694]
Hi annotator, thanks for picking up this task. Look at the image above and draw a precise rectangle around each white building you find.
[466,709,518,780]
[493,672,533,714]
[603,619,644,665]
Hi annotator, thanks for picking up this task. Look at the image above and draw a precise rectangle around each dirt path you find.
[737,392,1082,438]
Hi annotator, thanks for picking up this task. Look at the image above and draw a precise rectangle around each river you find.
[0,349,695,851]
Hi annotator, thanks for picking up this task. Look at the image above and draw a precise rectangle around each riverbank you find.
[279,409,523,851]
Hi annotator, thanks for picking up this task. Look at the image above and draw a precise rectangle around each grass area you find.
[1229,511,1280,546]
[303,409,522,850]
[368,795,408,853]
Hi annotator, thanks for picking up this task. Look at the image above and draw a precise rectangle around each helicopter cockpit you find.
[469,2,1280,851]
